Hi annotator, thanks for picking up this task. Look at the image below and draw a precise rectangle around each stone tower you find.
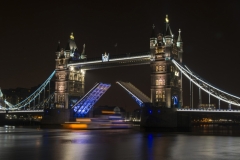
[54,33,86,109]
[150,15,183,108]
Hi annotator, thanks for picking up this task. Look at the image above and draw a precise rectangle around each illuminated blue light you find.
[149,110,152,114]
[148,134,153,139]
[158,110,160,113]
[72,83,111,117]
[172,96,178,105]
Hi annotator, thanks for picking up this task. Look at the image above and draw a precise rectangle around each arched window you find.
[74,74,77,80]
[69,74,73,80]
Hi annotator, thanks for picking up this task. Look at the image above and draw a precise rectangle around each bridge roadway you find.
[177,108,240,113]
[0,110,43,113]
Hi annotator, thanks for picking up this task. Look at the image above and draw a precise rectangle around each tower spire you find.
[165,14,172,36]
[0,88,3,98]
[56,41,61,52]
[151,24,156,38]
[177,29,182,42]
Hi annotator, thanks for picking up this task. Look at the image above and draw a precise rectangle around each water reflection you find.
[1,127,240,160]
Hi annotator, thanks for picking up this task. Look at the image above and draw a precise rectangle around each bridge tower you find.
[150,15,183,108]
[54,33,86,109]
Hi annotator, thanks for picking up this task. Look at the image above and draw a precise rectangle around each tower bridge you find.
[2,15,240,128]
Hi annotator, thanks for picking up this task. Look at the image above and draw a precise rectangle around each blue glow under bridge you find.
[72,82,111,117]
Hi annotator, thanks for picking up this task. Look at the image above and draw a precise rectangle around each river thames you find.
[1,126,240,160]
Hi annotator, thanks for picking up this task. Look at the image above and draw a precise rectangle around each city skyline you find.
[1,1,240,110]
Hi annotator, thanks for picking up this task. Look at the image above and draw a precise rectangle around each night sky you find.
[1,1,240,111]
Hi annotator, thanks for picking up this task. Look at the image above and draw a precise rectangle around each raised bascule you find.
[3,15,240,128]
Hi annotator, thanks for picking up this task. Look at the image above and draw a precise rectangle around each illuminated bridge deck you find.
[0,110,44,113]
[68,52,151,70]
[177,108,240,113]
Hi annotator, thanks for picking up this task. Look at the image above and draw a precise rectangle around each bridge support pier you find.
[140,106,191,131]
[41,109,73,127]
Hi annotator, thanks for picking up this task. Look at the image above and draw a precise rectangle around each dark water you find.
[1,126,240,160]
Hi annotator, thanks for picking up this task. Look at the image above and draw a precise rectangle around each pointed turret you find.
[81,44,86,59]
[150,24,157,61]
[177,29,182,42]
[56,41,61,58]
[151,24,156,38]
[0,88,3,98]
[150,24,157,48]
[177,29,183,63]
[56,41,61,52]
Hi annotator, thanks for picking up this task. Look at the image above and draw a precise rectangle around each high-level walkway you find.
[68,52,151,70]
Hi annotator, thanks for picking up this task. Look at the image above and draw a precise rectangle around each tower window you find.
[155,65,165,72]
[159,66,162,71]
[156,78,165,85]
[156,90,164,102]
